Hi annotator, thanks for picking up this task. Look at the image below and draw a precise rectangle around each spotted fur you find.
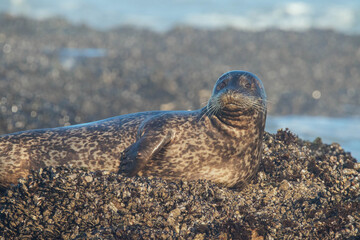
[0,71,267,189]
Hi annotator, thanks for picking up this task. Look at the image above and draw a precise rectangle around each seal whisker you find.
[198,100,219,122]
[201,100,210,106]
[198,103,214,122]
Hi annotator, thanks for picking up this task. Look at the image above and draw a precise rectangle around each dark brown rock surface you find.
[0,130,359,239]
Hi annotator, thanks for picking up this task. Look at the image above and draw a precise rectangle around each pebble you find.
[84,175,93,183]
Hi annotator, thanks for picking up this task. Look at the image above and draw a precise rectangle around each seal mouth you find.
[201,88,266,119]
[221,91,264,111]
[223,102,243,110]
[204,90,266,119]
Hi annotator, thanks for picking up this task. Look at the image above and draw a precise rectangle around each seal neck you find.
[200,107,265,138]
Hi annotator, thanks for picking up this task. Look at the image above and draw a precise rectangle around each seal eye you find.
[240,77,252,89]
[216,81,227,91]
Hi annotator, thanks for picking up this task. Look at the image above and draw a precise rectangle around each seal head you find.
[206,70,266,118]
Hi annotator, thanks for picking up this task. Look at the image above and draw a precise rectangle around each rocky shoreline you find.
[1,129,359,239]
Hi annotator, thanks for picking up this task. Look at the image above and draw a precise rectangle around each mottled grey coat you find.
[0,71,267,189]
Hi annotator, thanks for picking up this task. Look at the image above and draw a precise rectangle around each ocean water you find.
[266,116,360,161]
[58,48,107,70]
[1,0,360,34]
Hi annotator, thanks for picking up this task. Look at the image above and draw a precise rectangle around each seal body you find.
[0,71,267,189]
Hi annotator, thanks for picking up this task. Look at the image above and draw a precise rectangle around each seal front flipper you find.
[120,130,173,176]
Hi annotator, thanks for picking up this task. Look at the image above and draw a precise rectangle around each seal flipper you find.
[120,130,173,176]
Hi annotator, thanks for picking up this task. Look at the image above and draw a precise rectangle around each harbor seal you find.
[0,70,267,189]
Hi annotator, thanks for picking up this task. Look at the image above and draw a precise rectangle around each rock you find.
[0,130,359,239]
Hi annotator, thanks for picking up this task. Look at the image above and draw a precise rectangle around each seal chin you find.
[220,93,244,111]
[219,91,263,113]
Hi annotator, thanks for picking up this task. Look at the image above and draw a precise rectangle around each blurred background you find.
[0,0,359,159]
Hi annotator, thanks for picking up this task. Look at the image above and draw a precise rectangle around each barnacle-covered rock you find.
[0,130,359,239]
